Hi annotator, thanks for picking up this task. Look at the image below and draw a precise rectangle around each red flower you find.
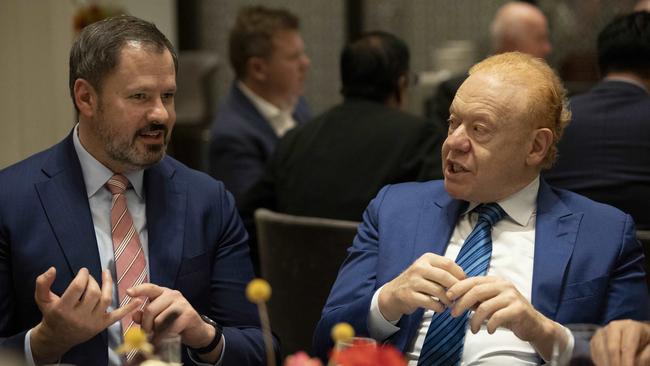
[284,351,323,366]
[331,342,406,366]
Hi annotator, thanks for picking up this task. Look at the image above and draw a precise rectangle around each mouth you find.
[137,126,167,144]
[445,160,470,175]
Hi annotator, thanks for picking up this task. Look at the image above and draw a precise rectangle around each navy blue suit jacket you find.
[544,80,650,229]
[313,180,649,359]
[0,133,273,365]
[208,83,311,204]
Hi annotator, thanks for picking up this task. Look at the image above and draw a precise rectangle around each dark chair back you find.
[254,208,359,357]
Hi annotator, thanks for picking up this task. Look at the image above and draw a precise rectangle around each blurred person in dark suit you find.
[544,11,650,229]
[209,5,311,205]
[430,1,552,125]
[242,31,443,222]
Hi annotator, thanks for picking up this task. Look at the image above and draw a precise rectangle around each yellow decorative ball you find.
[124,327,148,347]
[331,322,355,343]
[246,278,272,303]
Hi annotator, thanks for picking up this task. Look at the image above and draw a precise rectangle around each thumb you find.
[34,267,58,305]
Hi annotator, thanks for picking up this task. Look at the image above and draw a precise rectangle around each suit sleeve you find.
[603,214,650,321]
[207,188,280,365]
[0,213,29,354]
[312,186,391,360]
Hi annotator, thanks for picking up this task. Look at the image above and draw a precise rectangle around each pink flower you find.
[331,342,406,366]
[284,351,323,366]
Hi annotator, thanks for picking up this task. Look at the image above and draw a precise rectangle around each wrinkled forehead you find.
[453,71,529,120]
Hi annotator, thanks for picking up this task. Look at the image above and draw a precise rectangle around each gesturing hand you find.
[590,319,650,366]
[127,284,221,362]
[378,253,466,322]
[446,276,567,361]
[31,267,142,363]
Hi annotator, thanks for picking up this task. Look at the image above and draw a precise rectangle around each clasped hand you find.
[378,253,563,360]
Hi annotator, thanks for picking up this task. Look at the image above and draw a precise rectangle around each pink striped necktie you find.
[106,174,148,337]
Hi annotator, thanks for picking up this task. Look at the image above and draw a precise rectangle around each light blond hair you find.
[469,52,570,169]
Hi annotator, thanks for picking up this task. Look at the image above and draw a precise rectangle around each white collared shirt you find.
[237,81,297,137]
[368,176,574,365]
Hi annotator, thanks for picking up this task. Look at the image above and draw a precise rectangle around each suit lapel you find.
[35,135,103,282]
[394,193,465,350]
[145,158,187,289]
[231,84,279,142]
[531,180,582,320]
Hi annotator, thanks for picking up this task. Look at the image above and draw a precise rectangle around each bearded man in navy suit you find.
[314,52,649,365]
[0,15,272,366]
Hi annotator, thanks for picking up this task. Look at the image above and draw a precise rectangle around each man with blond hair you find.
[314,52,649,365]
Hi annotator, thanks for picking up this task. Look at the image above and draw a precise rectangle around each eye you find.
[130,93,146,100]
[162,92,175,100]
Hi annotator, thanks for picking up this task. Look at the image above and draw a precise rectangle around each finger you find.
[468,296,505,334]
[77,273,102,313]
[152,307,183,339]
[34,267,58,305]
[106,297,143,326]
[415,292,446,313]
[132,309,144,325]
[421,266,464,293]
[620,323,641,366]
[94,270,114,314]
[412,277,453,306]
[425,254,466,281]
[59,267,90,307]
[446,277,487,302]
[450,280,500,317]
[140,292,175,333]
[126,283,164,299]
[590,329,607,366]
[637,345,650,366]
[605,325,623,366]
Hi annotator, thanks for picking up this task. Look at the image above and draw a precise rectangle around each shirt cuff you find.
[24,328,37,366]
[368,286,400,341]
[551,325,575,365]
[187,335,226,366]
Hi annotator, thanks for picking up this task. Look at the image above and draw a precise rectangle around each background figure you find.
[429,0,552,124]
[590,319,650,365]
[544,11,650,230]
[0,15,272,365]
[313,52,649,364]
[241,30,443,273]
[209,5,311,205]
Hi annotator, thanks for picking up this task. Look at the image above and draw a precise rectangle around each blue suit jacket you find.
[544,80,650,229]
[313,180,649,359]
[0,133,273,365]
[208,83,311,204]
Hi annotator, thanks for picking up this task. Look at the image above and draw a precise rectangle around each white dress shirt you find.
[237,81,297,137]
[25,125,221,365]
[368,176,574,365]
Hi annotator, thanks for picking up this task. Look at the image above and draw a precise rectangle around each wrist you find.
[532,318,566,361]
[377,287,401,322]
[31,322,70,363]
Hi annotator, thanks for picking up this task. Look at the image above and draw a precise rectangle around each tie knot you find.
[474,203,506,227]
[106,174,129,195]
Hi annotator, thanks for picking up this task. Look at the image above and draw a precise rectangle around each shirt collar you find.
[237,81,291,121]
[464,175,539,227]
[72,124,144,199]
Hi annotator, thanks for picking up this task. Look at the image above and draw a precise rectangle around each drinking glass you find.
[154,333,182,365]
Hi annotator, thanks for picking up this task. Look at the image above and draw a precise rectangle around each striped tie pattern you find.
[417,203,506,366]
[106,174,148,346]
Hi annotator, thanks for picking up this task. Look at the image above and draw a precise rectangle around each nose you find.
[148,97,170,122]
[444,125,471,154]
[301,53,311,71]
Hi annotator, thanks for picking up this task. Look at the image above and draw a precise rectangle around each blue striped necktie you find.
[417,203,506,366]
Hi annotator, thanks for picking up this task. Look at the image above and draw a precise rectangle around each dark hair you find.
[229,6,299,79]
[69,15,178,112]
[340,31,410,103]
[598,11,650,78]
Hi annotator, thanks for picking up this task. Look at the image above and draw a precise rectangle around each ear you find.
[74,79,98,118]
[395,74,408,105]
[246,57,268,82]
[526,127,553,166]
